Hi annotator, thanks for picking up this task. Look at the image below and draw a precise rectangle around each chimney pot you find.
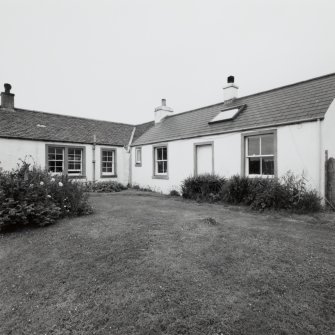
[1,83,15,110]
[227,76,234,84]
[162,98,166,106]
[4,83,12,93]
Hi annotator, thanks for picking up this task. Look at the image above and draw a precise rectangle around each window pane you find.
[68,162,75,170]
[48,147,64,173]
[249,157,261,174]
[262,157,274,175]
[163,161,167,173]
[248,137,260,156]
[261,134,274,155]
[162,147,167,160]
[68,149,74,155]
[136,149,141,162]
[157,148,162,160]
[157,161,164,173]
[102,150,113,162]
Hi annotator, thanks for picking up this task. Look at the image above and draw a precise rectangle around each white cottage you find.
[0,83,153,185]
[1,74,335,199]
[131,74,335,198]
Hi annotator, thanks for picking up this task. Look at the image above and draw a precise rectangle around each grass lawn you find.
[1,190,335,335]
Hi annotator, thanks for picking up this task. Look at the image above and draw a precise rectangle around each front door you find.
[196,144,213,175]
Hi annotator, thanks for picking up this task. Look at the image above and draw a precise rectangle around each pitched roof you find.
[133,120,155,142]
[133,73,335,146]
[0,108,136,146]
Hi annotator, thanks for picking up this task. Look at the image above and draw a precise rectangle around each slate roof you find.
[133,73,335,146]
[0,109,136,146]
[133,120,155,142]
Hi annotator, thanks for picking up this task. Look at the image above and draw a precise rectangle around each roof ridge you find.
[12,107,135,127]
[159,72,335,121]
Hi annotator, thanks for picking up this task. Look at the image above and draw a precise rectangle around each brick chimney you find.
[223,76,238,102]
[1,83,15,110]
[154,98,173,123]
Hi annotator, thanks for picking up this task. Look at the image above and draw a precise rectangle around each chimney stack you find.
[1,83,15,110]
[223,75,238,102]
[154,98,173,123]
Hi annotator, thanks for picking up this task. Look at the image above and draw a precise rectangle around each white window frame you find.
[101,149,116,177]
[135,147,142,166]
[244,132,276,177]
[46,145,86,178]
[153,145,168,178]
[67,148,83,176]
[47,147,65,174]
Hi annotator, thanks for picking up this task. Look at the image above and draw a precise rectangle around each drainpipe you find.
[127,127,136,186]
[92,134,96,183]
[317,119,322,196]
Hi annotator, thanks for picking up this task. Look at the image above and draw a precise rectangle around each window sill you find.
[247,174,275,178]
[100,174,118,179]
[68,175,86,179]
[152,175,169,180]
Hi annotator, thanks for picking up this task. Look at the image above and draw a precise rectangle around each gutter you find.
[132,117,324,147]
[0,135,125,147]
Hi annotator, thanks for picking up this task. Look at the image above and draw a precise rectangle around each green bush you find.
[130,184,153,192]
[169,189,180,197]
[224,173,321,212]
[0,162,92,231]
[180,172,321,212]
[85,181,127,193]
[181,174,226,201]
[222,175,251,204]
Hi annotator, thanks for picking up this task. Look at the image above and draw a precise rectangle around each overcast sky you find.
[1,0,334,124]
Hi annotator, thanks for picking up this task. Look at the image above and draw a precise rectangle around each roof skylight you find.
[209,108,240,123]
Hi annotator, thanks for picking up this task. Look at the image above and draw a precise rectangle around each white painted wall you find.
[131,132,241,194]
[131,121,324,194]
[277,122,321,193]
[0,138,130,185]
[323,99,335,158]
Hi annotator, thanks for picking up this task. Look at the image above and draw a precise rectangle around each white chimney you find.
[223,75,238,102]
[154,98,173,123]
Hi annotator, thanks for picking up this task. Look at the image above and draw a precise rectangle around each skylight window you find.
[209,105,245,124]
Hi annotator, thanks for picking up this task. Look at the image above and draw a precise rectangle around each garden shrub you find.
[85,181,127,193]
[130,184,153,192]
[224,173,321,212]
[180,172,321,212]
[0,162,92,231]
[169,189,180,197]
[181,174,226,201]
[222,175,251,204]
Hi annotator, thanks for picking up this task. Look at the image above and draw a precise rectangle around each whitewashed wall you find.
[0,138,130,185]
[323,99,335,158]
[131,121,323,194]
